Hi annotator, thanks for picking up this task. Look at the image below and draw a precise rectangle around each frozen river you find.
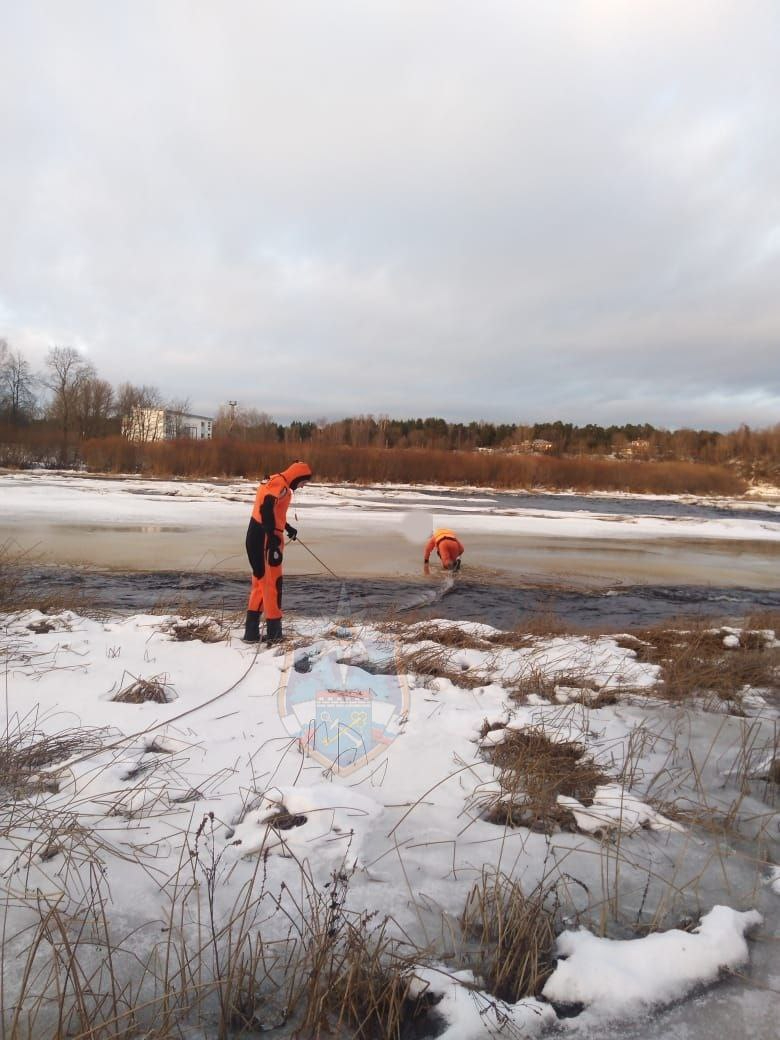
[2,471,779,626]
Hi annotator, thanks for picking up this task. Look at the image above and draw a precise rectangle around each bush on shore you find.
[66,437,746,495]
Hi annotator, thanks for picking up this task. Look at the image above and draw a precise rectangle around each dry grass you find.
[395,645,488,690]
[479,725,610,832]
[279,867,437,1040]
[1,715,106,799]
[744,610,780,633]
[164,618,231,643]
[616,622,780,709]
[460,869,558,1002]
[485,612,585,644]
[0,798,441,1040]
[400,622,493,651]
[111,674,175,704]
[504,666,558,702]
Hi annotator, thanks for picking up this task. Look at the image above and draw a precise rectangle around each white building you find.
[122,408,214,442]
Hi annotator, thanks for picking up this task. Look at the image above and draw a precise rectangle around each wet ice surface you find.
[3,473,779,590]
[22,566,780,628]
[362,485,780,523]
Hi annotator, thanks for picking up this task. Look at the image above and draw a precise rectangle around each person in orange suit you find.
[244,460,313,644]
[424,528,465,572]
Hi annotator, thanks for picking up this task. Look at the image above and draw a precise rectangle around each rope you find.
[292,536,341,580]
[62,642,263,770]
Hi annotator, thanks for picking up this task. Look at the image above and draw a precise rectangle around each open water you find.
[23,566,780,630]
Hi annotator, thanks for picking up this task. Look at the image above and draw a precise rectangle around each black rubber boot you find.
[242,610,261,643]
[265,617,284,644]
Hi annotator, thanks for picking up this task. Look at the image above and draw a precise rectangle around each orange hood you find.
[281,461,313,488]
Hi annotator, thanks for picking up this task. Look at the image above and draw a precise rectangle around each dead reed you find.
[278,867,437,1040]
[479,725,610,832]
[75,435,747,495]
[617,622,779,709]
[395,645,488,690]
[164,617,231,643]
[397,622,493,651]
[485,612,584,644]
[0,717,104,799]
[460,869,558,1002]
[111,674,175,703]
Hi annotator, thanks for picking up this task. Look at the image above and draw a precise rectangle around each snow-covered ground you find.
[1,607,778,1039]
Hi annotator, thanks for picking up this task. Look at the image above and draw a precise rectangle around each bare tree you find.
[43,346,95,462]
[214,404,276,441]
[166,397,191,438]
[115,382,166,442]
[0,343,37,424]
[74,375,114,439]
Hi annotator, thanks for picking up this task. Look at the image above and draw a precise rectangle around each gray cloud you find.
[1,0,778,429]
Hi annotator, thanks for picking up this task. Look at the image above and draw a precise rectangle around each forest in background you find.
[1,341,777,493]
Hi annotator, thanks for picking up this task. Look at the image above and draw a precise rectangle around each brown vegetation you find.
[70,436,746,494]
[112,674,175,703]
[394,644,488,689]
[461,869,558,1002]
[164,618,230,643]
[478,725,609,832]
[617,623,779,709]
[0,420,752,494]
[1,716,104,799]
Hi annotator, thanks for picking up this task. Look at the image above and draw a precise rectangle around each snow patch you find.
[543,906,763,1015]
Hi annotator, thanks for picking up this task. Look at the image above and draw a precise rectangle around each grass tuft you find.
[479,725,609,832]
[617,622,779,709]
[1,714,105,799]
[164,617,230,643]
[112,674,175,703]
[461,869,558,1002]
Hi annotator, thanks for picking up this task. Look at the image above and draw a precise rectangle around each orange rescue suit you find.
[246,461,312,620]
[424,528,465,569]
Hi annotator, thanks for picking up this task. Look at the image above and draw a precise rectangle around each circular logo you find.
[278,638,410,776]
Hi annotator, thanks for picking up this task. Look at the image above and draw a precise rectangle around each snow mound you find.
[542,905,762,1016]
[557,783,685,835]
[412,966,556,1040]
[229,783,383,864]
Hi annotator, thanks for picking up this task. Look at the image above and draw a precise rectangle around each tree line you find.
[214,407,779,478]
[1,340,777,480]
[0,341,189,464]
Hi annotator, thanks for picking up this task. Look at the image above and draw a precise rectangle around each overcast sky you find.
[1,1,778,430]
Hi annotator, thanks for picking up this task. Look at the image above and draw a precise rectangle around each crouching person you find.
[424,528,465,572]
[244,461,313,644]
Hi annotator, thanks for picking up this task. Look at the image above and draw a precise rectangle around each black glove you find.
[285,523,298,541]
[266,533,283,567]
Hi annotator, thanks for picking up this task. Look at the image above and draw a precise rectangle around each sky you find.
[1,0,779,431]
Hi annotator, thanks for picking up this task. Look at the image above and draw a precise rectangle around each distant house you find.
[624,439,651,457]
[122,408,213,442]
[512,439,555,454]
